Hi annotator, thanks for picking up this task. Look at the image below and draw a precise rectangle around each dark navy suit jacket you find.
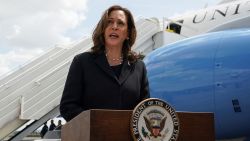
[60,52,150,121]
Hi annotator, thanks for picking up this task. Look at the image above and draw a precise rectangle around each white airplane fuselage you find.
[165,0,250,37]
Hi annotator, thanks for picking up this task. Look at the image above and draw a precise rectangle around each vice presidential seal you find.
[130,98,180,141]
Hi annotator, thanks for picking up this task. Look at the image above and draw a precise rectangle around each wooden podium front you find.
[61,109,215,141]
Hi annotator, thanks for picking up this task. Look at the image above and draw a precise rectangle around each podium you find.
[61,109,215,141]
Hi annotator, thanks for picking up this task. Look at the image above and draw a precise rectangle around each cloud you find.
[0,0,88,49]
[0,0,88,77]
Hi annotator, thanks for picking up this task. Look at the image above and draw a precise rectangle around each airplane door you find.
[214,30,250,138]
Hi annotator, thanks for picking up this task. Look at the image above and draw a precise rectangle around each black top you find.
[111,64,122,78]
[60,52,150,121]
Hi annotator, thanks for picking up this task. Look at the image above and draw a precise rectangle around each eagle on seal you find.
[143,115,167,138]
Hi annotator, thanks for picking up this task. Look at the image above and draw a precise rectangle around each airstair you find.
[0,17,162,140]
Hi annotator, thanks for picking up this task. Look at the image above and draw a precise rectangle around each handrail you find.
[0,37,90,87]
[0,46,60,81]
[0,38,92,93]
[0,47,65,87]
[34,61,71,85]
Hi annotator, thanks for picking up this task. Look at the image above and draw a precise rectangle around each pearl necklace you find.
[105,50,123,65]
[105,53,123,61]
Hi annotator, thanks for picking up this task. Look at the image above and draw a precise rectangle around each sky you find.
[0,0,219,77]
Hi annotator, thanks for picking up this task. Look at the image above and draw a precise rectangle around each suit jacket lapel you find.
[119,59,132,85]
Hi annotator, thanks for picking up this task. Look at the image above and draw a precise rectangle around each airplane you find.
[144,13,250,141]
[143,0,250,140]
[163,0,250,45]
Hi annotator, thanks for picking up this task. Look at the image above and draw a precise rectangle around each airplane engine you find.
[144,29,250,140]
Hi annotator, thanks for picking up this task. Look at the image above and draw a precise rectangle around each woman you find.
[60,5,150,122]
